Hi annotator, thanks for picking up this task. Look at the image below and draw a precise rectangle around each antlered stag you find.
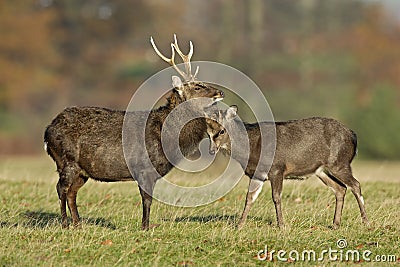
[44,35,224,230]
[205,106,369,229]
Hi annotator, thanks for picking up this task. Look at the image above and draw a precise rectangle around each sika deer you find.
[205,106,369,229]
[44,35,224,230]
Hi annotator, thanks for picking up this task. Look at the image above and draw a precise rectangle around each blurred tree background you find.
[0,0,399,159]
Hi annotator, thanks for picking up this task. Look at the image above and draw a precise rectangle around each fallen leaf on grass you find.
[177,261,194,266]
[100,239,113,246]
[64,248,71,253]
[254,253,263,259]
[384,225,392,230]
[294,197,302,203]
[355,244,364,249]
[253,252,273,261]
[365,241,378,246]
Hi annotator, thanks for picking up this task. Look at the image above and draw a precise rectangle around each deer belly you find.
[79,152,132,181]
[284,174,312,180]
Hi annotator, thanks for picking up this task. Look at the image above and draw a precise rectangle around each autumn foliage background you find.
[1,0,400,159]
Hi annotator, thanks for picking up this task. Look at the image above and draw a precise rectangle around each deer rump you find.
[46,107,127,182]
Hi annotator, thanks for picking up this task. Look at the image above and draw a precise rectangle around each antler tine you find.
[172,34,193,79]
[150,36,187,79]
[193,66,199,78]
[150,36,170,63]
[168,43,188,79]
[173,34,194,59]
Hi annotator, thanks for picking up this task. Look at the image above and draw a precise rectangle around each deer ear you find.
[172,76,184,95]
[226,105,238,121]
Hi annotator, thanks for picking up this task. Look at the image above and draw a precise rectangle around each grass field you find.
[0,156,399,266]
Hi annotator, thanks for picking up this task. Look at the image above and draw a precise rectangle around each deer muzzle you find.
[213,90,224,102]
[209,141,219,155]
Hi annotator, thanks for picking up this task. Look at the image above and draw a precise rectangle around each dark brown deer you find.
[205,106,369,229]
[44,35,224,230]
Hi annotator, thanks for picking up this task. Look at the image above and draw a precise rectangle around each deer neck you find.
[225,120,252,167]
[165,91,185,110]
[156,91,206,157]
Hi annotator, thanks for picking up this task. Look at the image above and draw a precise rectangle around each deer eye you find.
[219,129,225,135]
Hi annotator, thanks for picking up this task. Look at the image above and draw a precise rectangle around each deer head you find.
[204,105,238,154]
[150,34,224,104]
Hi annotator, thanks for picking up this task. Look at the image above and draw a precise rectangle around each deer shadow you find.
[172,214,237,223]
[168,214,271,226]
[0,210,117,229]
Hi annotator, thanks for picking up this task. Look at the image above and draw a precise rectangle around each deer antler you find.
[171,34,193,78]
[150,34,198,81]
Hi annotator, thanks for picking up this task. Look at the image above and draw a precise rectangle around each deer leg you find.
[329,166,369,225]
[56,180,68,228]
[66,175,88,228]
[316,168,347,228]
[137,174,157,231]
[139,187,153,231]
[270,174,284,228]
[237,179,264,229]
[348,179,369,225]
[56,163,80,228]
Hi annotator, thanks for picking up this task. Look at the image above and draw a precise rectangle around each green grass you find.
[0,156,399,266]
